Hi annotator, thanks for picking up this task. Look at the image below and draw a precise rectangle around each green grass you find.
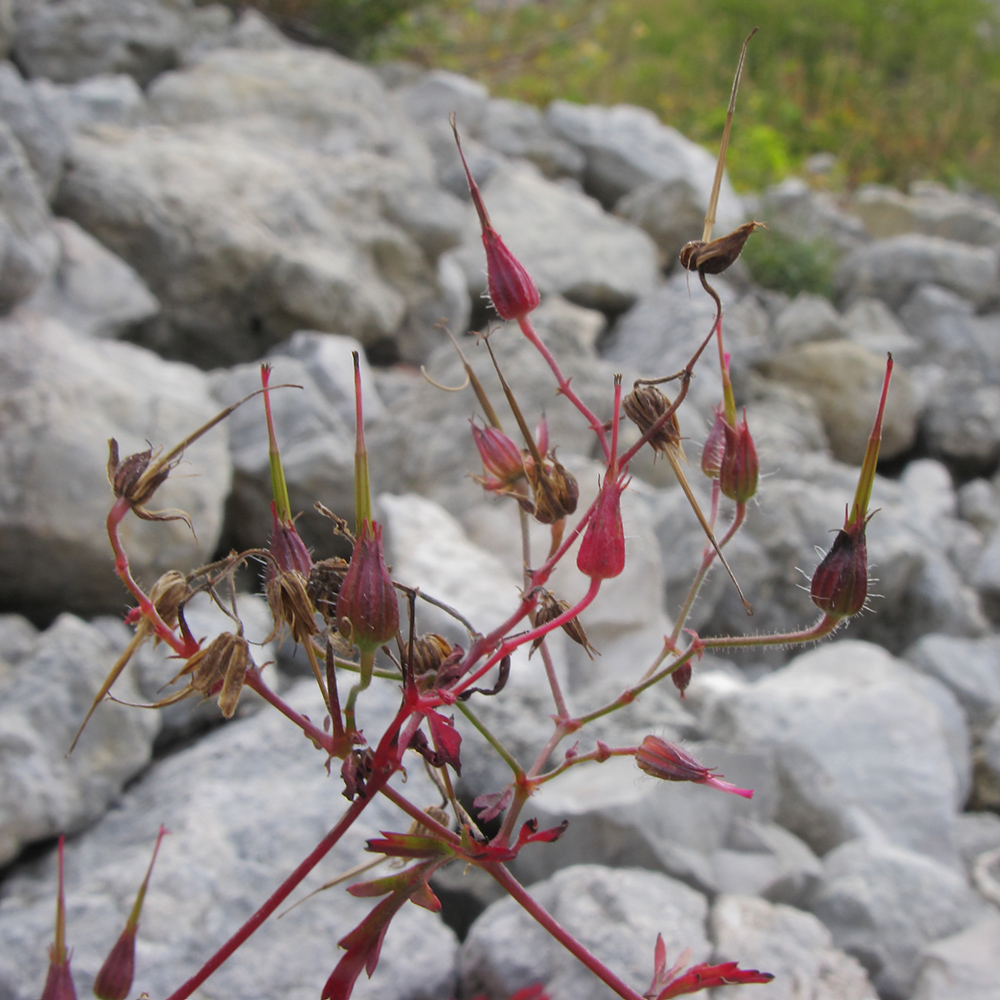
[367,0,1000,198]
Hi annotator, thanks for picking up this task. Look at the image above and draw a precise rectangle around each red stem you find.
[244,670,337,755]
[484,863,646,1000]
[161,700,412,1000]
[106,497,197,657]
[517,315,610,461]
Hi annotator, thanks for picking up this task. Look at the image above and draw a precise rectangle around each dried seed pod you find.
[307,557,350,623]
[679,221,765,275]
[169,631,252,718]
[623,384,682,459]
[525,457,579,524]
[529,589,598,659]
[402,632,453,681]
[266,568,318,645]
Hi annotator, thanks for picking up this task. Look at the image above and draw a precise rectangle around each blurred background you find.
[226,0,1000,199]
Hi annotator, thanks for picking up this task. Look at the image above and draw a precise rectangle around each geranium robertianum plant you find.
[49,31,898,1000]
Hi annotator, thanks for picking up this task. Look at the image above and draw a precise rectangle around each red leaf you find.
[323,863,442,1000]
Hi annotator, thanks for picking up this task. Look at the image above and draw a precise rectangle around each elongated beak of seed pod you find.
[452,115,540,321]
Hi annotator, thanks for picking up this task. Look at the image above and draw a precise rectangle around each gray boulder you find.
[754,177,868,252]
[911,909,1000,1000]
[904,633,1000,735]
[31,71,146,133]
[850,182,1000,246]
[479,96,585,181]
[899,284,1000,376]
[0,613,159,866]
[58,121,459,367]
[759,340,918,464]
[0,119,58,308]
[710,894,876,1000]
[835,234,1000,311]
[806,838,982,1000]
[842,297,922,365]
[0,60,71,200]
[703,640,969,862]
[146,46,430,168]
[393,68,490,130]
[0,679,459,1000]
[0,312,232,619]
[13,0,198,86]
[546,99,744,229]
[21,216,159,338]
[460,864,710,1000]
[771,293,845,350]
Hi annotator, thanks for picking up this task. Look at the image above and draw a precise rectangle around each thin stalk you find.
[379,785,463,848]
[538,640,569,722]
[484,863,647,1000]
[518,314,610,460]
[537,744,637,784]
[455,701,523,778]
[107,498,196,657]
[244,670,336,755]
[663,500,747,655]
[162,790,376,1000]
[452,578,601,698]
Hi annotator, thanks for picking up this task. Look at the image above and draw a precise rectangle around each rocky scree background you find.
[1,2,1000,999]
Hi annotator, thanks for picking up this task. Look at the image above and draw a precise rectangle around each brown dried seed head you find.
[529,590,598,658]
[623,385,682,458]
[173,631,251,718]
[148,570,190,631]
[679,221,765,275]
[107,439,174,506]
[267,569,319,644]
[306,557,350,622]
[403,633,453,678]
[526,457,579,525]
[217,634,251,718]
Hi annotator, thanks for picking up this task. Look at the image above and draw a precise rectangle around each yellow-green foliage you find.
[371,0,1000,195]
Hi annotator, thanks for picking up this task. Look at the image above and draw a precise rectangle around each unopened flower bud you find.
[810,517,869,619]
[623,384,682,459]
[577,473,628,580]
[671,662,692,697]
[701,405,727,479]
[268,501,313,577]
[471,422,525,492]
[40,837,77,1000]
[92,928,135,1000]
[452,116,539,321]
[93,825,166,1000]
[336,519,399,656]
[636,736,753,798]
[719,410,758,503]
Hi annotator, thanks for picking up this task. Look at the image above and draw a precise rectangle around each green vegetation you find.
[740,232,838,298]
[367,0,1000,197]
[225,0,430,54]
